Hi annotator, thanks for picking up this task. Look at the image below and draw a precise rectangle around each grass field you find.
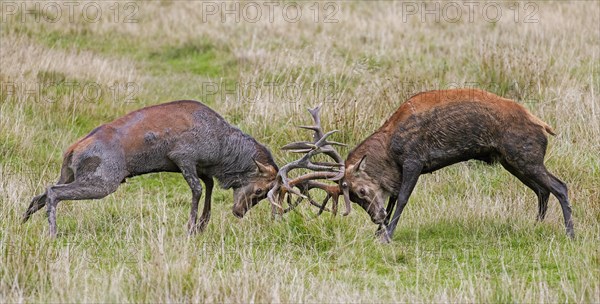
[1,1,599,302]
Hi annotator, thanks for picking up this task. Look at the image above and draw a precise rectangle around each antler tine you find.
[269,104,349,216]
[325,141,347,147]
[281,141,313,151]
[288,171,340,186]
[306,104,324,140]
[284,180,340,216]
[298,104,344,165]
[314,130,338,146]
[302,106,349,214]
[281,178,337,215]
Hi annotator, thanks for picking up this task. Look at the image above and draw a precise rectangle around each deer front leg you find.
[376,195,397,240]
[196,175,214,233]
[172,160,203,236]
[383,161,422,243]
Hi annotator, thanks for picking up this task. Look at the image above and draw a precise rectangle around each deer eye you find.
[359,188,366,196]
[255,188,263,195]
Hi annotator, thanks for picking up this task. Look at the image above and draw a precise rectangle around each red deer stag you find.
[23,100,278,237]
[340,89,574,243]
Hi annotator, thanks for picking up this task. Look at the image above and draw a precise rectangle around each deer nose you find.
[373,209,387,224]
[232,207,245,218]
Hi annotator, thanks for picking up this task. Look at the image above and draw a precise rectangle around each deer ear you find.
[356,155,367,172]
[254,159,273,175]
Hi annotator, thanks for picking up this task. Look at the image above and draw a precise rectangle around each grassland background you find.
[1,1,599,302]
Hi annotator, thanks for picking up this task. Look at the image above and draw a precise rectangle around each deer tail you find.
[527,112,556,136]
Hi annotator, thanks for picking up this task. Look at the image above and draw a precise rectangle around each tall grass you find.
[1,1,599,302]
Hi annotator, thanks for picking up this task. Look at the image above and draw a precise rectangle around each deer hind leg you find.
[500,161,550,221]
[23,163,75,223]
[525,167,573,238]
[45,179,120,237]
[504,155,573,238]
[502,136,573,238]
[22,193,48,223]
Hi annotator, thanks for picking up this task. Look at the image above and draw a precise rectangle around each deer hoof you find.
[376,228,391,244]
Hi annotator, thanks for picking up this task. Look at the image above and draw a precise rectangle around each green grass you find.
[147,41,236,77]
[1,1,599,302]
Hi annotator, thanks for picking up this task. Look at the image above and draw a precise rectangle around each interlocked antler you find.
[267,105,352,216]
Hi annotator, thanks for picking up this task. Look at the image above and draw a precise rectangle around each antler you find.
[267,105,352,217]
